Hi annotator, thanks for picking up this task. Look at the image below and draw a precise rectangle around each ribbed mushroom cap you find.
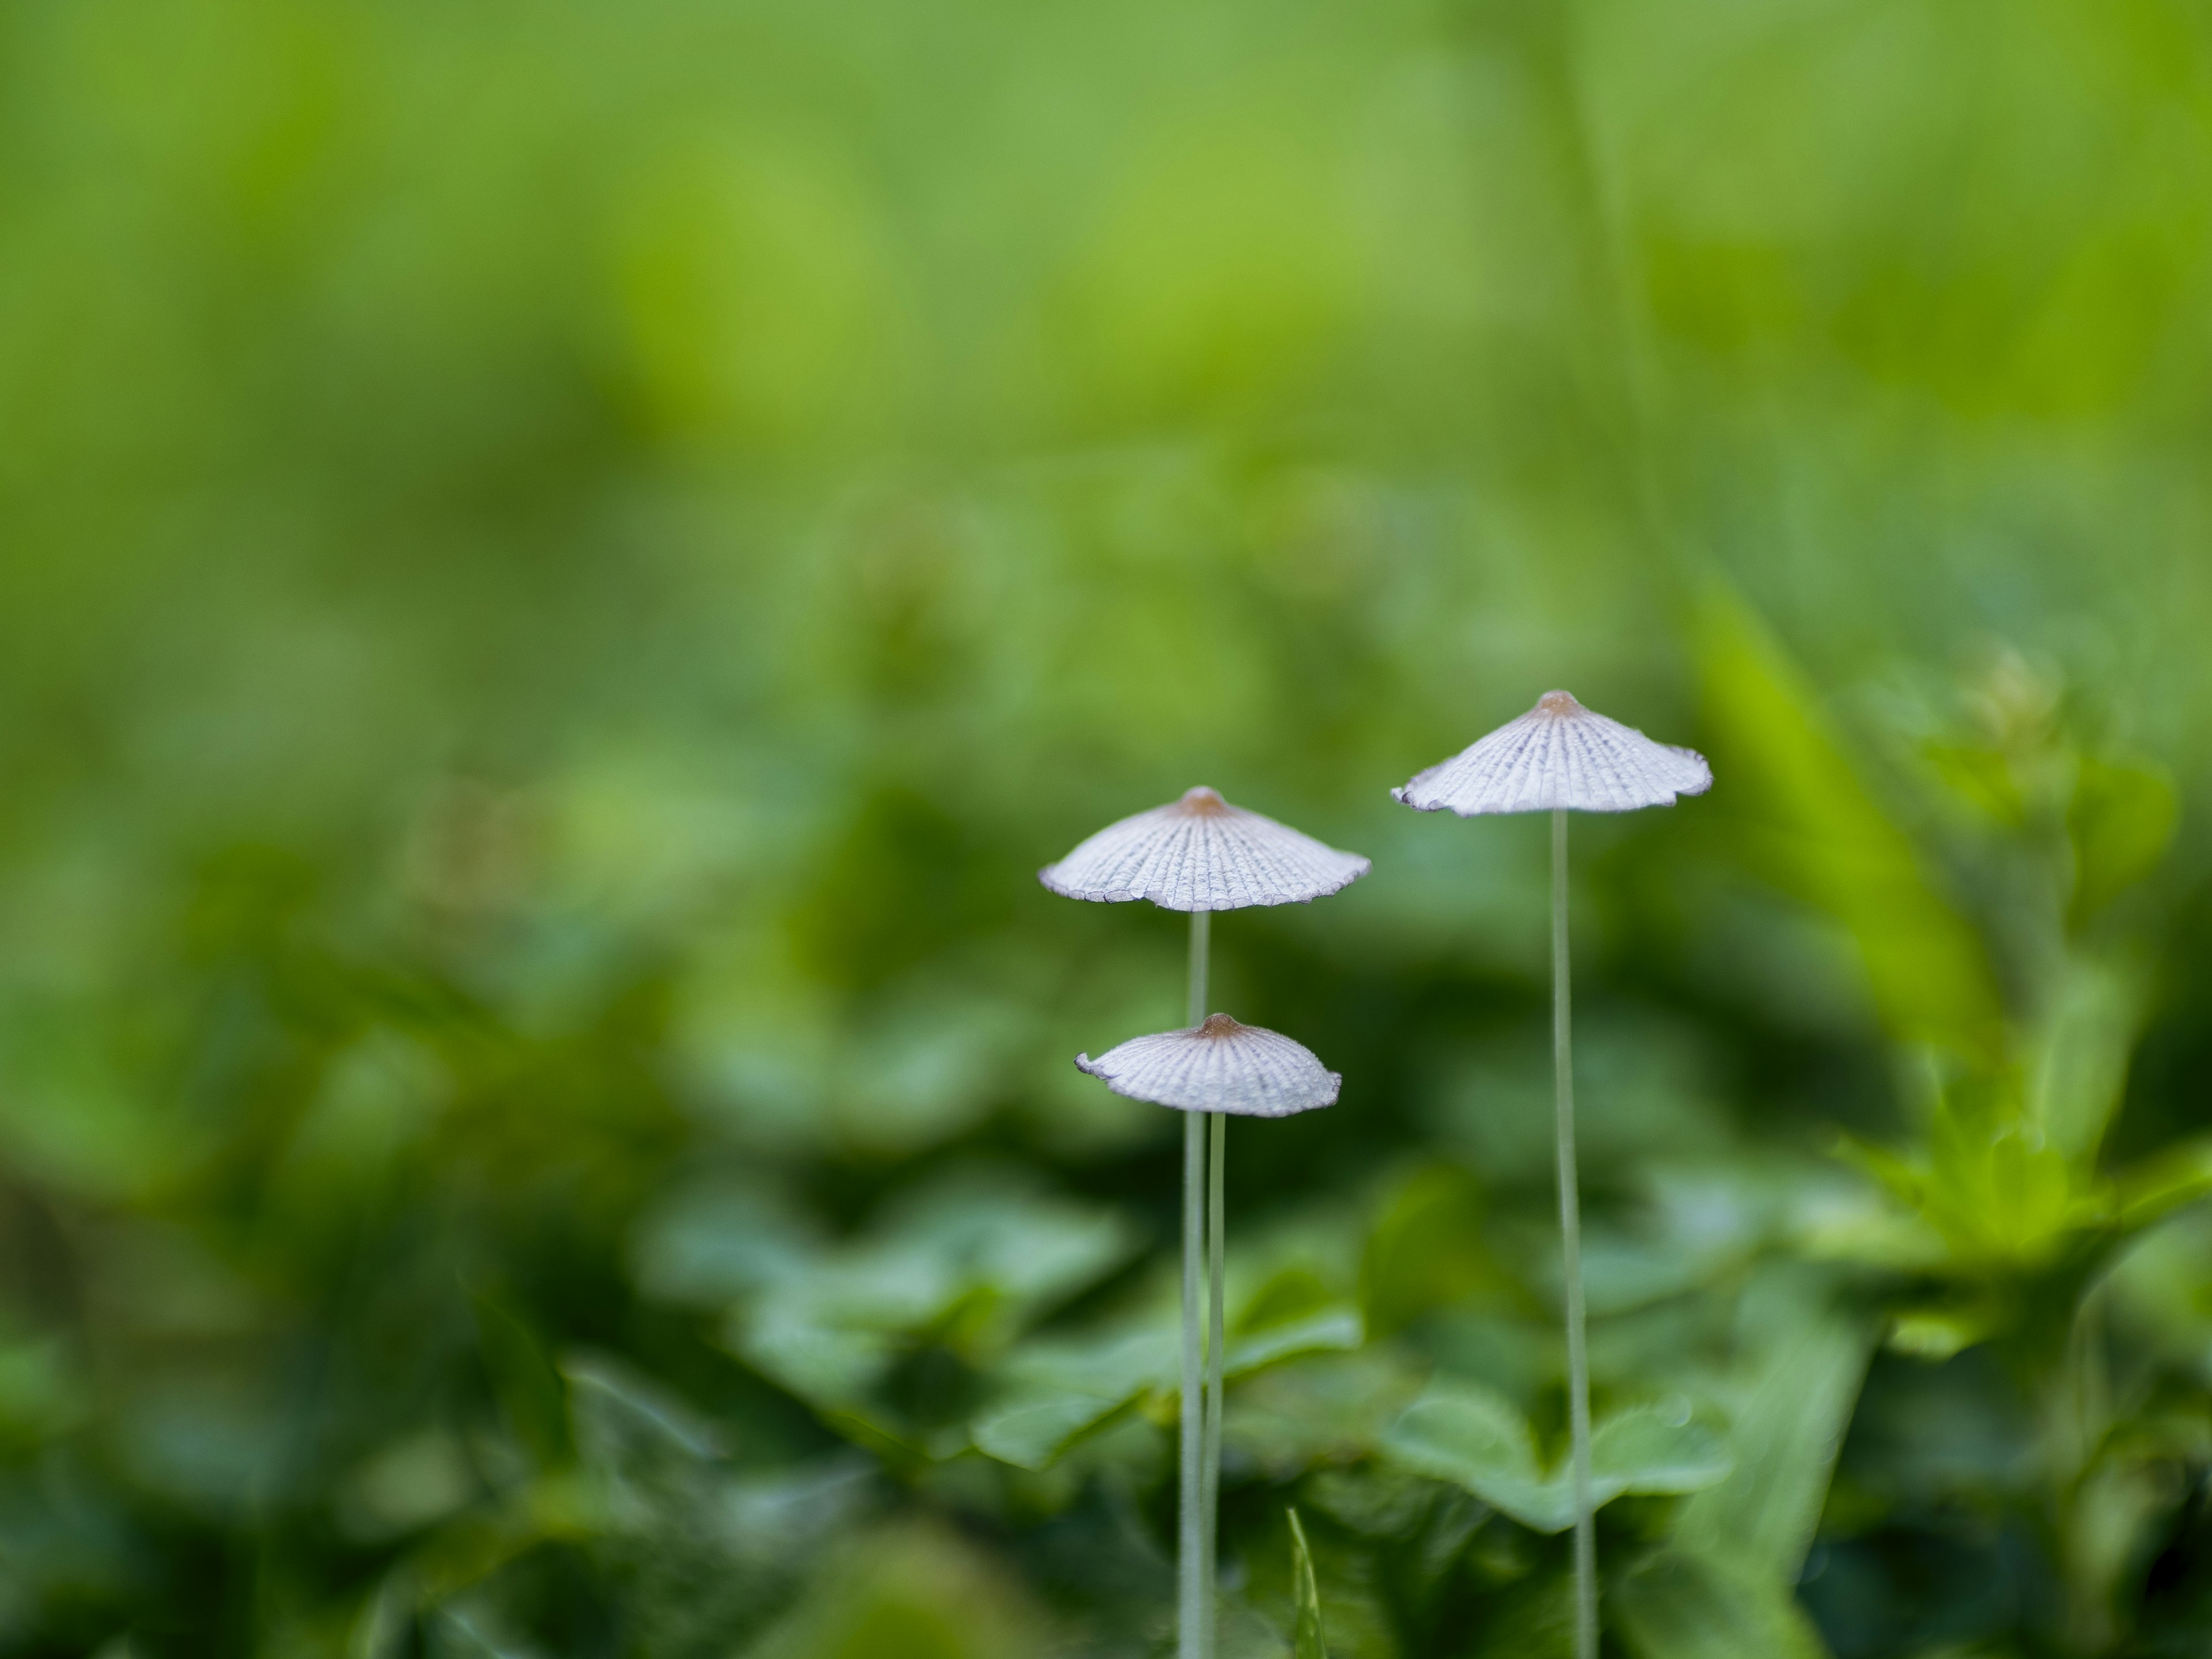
[1040,786,1370,911]
[1393,691,1712,816]
[1075,1013,1340,1118]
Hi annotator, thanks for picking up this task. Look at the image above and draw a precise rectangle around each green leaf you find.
[1885,1302,2004,1361]
[2028,954,2149,1162]
[971,1393,1134,1471]
[876,1171,1139,1338]
[1378,1381,1562,1531]
[1696,590,2005,1064]
[2116,1136,2212,1232]
[722,1171,1141,1441]
[1834,1070,2113,1274]
[729,1305,901,1412]
[1238,1265,1342,1332]
[970,1304,1366,1474]
[1223,1353,1427,1479]
[1380,1384,1732,1533]
[1225,1308,1364,1378]
[970,1330,1172,1470]
[1287,1507,1328,1659]
[1613,1547,1832,1659]
[1672,1267,1870,1582]
[1589,1408,1733,1497]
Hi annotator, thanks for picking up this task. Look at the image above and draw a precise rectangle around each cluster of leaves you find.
[3,600,2205,1659]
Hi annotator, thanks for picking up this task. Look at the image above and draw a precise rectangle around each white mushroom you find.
[1075,1014,1340,1119]
[1040,786,1370,911]
[1390,687,1713,1659]
[1393,691,1711,816]
[1040,783,1365,1654]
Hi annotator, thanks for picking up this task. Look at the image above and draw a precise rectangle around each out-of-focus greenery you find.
[3,1,2211,1655]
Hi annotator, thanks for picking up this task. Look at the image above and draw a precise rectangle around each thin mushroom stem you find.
[1177,909,1211,1659]
[1552,808,1596,1659]
[1179,1112,1204,1659]
[1202,1108,1225,1659]
[1188,908,1210,1031]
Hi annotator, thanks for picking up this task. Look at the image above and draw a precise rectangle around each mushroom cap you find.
[1040,786,1370,911]
[1393,690,1712,816]
[1075,1013,1340,1118]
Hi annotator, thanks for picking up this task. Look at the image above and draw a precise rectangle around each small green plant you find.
[1699,600,2209,1653]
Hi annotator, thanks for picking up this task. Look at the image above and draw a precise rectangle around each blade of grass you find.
[1288,1506,1328,1659]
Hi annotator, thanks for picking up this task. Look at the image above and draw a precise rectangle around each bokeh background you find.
[3,1,2212,1654]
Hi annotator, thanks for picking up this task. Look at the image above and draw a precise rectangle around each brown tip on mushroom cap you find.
[1177,786,1230,815]
[1537,690,1583,716]
[1198,1012,1244,1037]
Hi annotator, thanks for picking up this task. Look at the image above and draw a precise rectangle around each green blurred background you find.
[3,1,2211,1654]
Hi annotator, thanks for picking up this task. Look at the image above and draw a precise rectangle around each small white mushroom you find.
[1075,1013,1340,1119]
[1040,786,1370,911]
[1043,783,1363,1647]
[1393,690,1711,816]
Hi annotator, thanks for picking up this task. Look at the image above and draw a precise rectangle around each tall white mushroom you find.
[1393,691,1710,1659]
[1044,788,1368,1659]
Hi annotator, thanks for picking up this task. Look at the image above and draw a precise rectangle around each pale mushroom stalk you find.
[1179,911,1210,1659]
[1392,691,1710,1659]
[1203,1107,1225,1658]
[1188,907,1224,1659]
[1075,1013,1343,1659]
[1177,1107,1204,1657]
[1552,807,1595,1659]
[1044,787,1368,1659]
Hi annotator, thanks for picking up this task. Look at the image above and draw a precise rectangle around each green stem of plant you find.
[1203,1108,1225,1659]
[1553,808,1596,1659]
[1178,909,1211,1659]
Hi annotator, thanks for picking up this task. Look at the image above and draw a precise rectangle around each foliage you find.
[1,1,2211,1657]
